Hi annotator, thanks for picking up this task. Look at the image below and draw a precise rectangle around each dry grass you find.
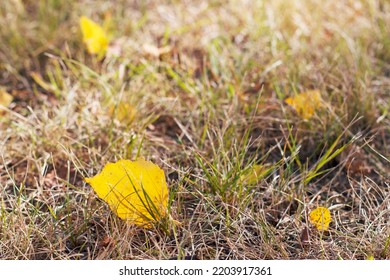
[0,0,389,259]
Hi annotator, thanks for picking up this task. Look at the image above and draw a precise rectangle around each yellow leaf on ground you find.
[309,206,331,231]
[285,90,322,119]
[80,16,109,56]
[109,102,137,125]
[0,88,13,115]
[85,159,168,227]
[240,164,268,185]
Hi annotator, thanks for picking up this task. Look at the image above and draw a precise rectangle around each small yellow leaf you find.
[309,206,331,231]
[285,90,322,119]
[366,255,375,260]
[240,164,268,185]
[109,102,137,125]
[80,16,109,56]
[0,88,13,115]
[85,159,168,227]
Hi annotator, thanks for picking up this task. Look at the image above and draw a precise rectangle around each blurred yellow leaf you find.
[240,164,268,185]
[85,159,168,227]
[309,206,331,231]
[80,16,109,56]
[109,102,137,125]
[366,255,375,260]
[285,90,322,119]
[0,88,13,115]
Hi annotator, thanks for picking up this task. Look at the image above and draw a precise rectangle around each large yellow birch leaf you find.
[85,159,168,227]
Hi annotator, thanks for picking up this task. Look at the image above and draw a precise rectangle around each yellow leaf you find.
[285,90,322,119]
[0,88,13,115]
[309,206,331,231]
[85,159,168,227]
[366,255,375,260]
[240,164,268,185]
[80,16,109,56]
[109,102,137,125]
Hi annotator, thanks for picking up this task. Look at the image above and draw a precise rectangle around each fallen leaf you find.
[0,88,13,115]
[85,159,168,227]
[80,16,109,56]
[240,164,268,185]
[285,90,323,119]
[309,206,331,231]
[109,102,137,125]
